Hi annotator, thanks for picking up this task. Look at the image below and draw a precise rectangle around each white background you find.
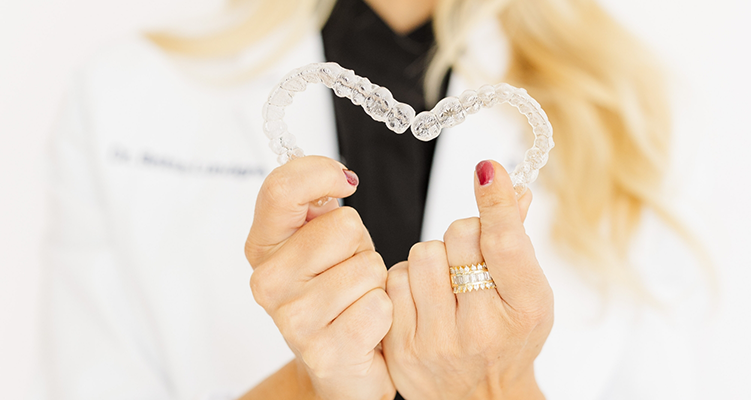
[1,0,749,398]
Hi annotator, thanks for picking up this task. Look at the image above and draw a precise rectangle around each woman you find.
[37,0,704,398]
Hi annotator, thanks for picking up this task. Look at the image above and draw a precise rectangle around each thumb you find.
[246,156,359,267]
[474,160,547,309]
[474,160,525,232]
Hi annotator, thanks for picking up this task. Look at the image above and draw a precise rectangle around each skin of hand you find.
[244,156,396,400]
[382,160,554,400]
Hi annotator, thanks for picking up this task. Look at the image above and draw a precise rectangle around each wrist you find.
[238,359,320,400]
[472,366,544,400]
[293,358,322,400]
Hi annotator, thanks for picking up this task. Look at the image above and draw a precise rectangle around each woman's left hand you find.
[382,160,554,400]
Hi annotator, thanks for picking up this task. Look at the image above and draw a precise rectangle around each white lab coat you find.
[36,20,703,400]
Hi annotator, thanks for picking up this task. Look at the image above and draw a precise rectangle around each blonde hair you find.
[148,0,707,295]
[430,0,684,291]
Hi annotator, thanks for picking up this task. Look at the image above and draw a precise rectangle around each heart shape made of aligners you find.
[262,62,554,197]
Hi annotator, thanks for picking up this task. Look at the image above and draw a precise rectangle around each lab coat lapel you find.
[245,31,339,173]
[421,19,527,241]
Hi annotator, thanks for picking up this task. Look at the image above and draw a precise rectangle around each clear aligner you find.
[409,83,554,195]
[262,62,554,196]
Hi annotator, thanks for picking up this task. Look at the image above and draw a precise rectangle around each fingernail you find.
[343,169,359,186]
[475,160,494,186]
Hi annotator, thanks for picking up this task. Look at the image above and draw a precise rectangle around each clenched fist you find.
[383,160,553,400]
[245,156,395,400]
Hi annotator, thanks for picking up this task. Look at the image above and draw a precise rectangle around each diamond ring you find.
[450,262,496,294]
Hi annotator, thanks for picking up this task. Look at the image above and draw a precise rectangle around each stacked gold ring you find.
[450,262,496,294]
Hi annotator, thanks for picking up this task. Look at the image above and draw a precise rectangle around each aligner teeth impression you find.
[262,62,554,195]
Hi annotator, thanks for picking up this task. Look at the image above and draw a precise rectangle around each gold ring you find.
[449,262,496,294]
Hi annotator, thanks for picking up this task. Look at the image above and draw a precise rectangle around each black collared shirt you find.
[322,0,449,269]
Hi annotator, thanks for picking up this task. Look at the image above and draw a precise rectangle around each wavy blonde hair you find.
[149,0,706,295]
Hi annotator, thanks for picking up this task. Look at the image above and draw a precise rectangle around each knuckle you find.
[261,168,294,206]
[524,308,549,325]
[483,231,529,255]
[443,217,481,243]
[371,288,394,319]
[386,262,410,294]
[348,290,393,347]
[308,155,339,172]
[408,240,445,264]
[249,267,272,307]
[479,187,516,211]
[361,248,385,267]
[244,239,255,265]
[275,300,311,345]
[244,237,265,267]
[507,304,551,334]
[300,337,335,378]
[331,206,364,237]
[357,250,387,285]
[519,300,554,326]
[390,342,419,365]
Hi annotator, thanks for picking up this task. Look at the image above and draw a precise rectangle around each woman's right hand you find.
[244,156,395,400]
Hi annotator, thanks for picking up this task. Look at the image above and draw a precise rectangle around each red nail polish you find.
[343,169,359,186]
[475,160,494,186]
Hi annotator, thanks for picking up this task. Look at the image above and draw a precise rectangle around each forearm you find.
[239,359,319,400]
